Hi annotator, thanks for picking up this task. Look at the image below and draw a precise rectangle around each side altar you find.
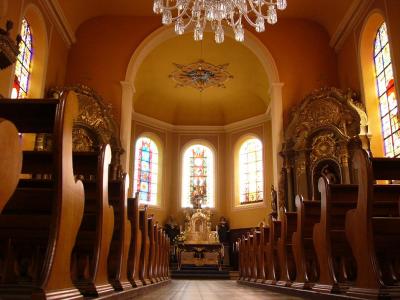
[175,199,223,271]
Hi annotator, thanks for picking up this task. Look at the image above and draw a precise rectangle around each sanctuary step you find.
[171,266,231,280]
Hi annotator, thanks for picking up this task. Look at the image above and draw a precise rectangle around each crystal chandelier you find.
[153,0,287,43]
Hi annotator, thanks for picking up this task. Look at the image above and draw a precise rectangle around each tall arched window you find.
[374,22,399,157]
[11,18,33,99]
[133,137,159,205]
[182,144,214,208]
[239,138,263,204]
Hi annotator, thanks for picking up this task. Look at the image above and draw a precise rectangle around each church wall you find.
[337,0,400,157]
[0,0,70,97]
[130,120,273,230]
[65,17,339,127]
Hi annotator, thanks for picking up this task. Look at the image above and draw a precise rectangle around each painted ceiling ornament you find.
[169,59,233,91]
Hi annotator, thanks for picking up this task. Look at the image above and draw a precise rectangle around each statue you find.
[321,164,338,184]
[164,215,180,244]
[217,216,229,244]
[271,184,278,220]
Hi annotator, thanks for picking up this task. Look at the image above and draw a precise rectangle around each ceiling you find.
[58,0,355,37]
[134,32,269,126]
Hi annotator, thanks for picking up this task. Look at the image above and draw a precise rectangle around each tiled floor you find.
[135,280,306,300]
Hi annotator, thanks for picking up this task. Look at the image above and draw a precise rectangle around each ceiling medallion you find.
[169,59,233,91]
[153,0,287,43]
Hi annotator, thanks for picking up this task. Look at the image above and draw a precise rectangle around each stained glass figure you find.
[182,144,214,208]
[239,138,263,204]
[11,19,32,99]
[133,137,159,205]
[374,22,399,157]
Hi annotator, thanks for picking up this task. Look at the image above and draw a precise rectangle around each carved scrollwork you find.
[280,87,370,208]
[310,133,338,166]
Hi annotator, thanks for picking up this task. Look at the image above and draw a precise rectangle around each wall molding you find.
[330,0,374,52]
[39,0,75,47]
[132,111,271,134]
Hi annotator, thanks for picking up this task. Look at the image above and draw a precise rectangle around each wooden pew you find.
[139,207,151,285]
[127,195,143,288]
[71,145,115,297]
[277,212,297,287]
[237,238,244,280]
[253,226,264,283]
[249,229,257,281]
[152,224,161,282]
[147,215,155,283]
[107,173,132,291]
[0,118,22,213]
[0,94,85,299]
[345,149,400,298]
[161,233,169,281]
[312,176,357,293]
[292,195,320,289]
[261,224,271,283]
[265,218,281,285]
[242,234,250,281]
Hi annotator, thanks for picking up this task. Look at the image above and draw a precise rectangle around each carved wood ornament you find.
[279,87,369,212]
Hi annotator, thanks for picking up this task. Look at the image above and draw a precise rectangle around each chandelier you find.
[153,0,287,43]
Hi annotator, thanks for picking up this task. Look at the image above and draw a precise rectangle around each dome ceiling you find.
[133,33,269,126]
[59,0,355,37]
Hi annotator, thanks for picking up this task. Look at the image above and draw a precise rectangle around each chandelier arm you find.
[226,11,240,28]
[241,12,259,28]
[169,3,192,22]
[246,0,275,19]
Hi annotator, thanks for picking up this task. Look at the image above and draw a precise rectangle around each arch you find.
[132,132,164,206]
[233,133,265,208]
[180,139,216,209]
[359,10,386,157]
[11,3,49,98]
[125,25,280,88]
[121,24,283,191]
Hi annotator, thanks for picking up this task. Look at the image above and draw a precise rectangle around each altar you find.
[176,205,223,270]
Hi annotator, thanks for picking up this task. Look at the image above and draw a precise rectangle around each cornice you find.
[39,0,76,47]
[132,111,270,134]
[330,0,374,52]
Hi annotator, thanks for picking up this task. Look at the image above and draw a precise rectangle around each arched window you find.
[239,138,263,204]
[374,22,399,157]
[11,18,33,99]
[133,137,159,205]
[182,144,214,208]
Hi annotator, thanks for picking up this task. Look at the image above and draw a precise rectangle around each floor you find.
[135,280,306,300]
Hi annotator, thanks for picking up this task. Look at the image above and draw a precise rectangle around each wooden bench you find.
[71,145,115,297]
[266,218,281,285]
[147,215,156,283]
[0,94,85,299]
[107,173,132,291]
[127,195,143,287]
[0,119,22,213]
[345,149,400,298]
[139,207,151,285]
[312,176,357,294]
[277,212,297,287]
[292,195,320,289]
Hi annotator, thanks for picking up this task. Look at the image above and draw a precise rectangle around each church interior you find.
[0,0,400,299]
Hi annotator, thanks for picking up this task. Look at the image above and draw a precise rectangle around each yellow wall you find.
[0,0,70,98]
[66,17,339,127]
[130,121,273,229]
[337,0,400,157]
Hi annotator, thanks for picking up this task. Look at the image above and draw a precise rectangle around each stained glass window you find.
[182,144,214,208]
[239,138,263,204]
[133,137,159,205]
[374,22,399,157]
[11,18,33,99]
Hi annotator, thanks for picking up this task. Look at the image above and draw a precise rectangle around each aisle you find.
[135,280,305,300]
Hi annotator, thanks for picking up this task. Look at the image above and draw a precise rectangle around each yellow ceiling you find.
[134,33,269,126]
[58,0,355,37]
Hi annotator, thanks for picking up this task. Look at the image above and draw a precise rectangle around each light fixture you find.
[153,0,287,43]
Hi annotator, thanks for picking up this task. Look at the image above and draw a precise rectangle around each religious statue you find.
[164,215,180,244]
[271,184,278,220]
[321,164,338,184]
[217,216,230,244]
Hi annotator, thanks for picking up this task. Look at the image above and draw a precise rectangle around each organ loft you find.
[0,0,400,299]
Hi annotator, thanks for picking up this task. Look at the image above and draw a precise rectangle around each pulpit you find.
[176,207,223,270]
